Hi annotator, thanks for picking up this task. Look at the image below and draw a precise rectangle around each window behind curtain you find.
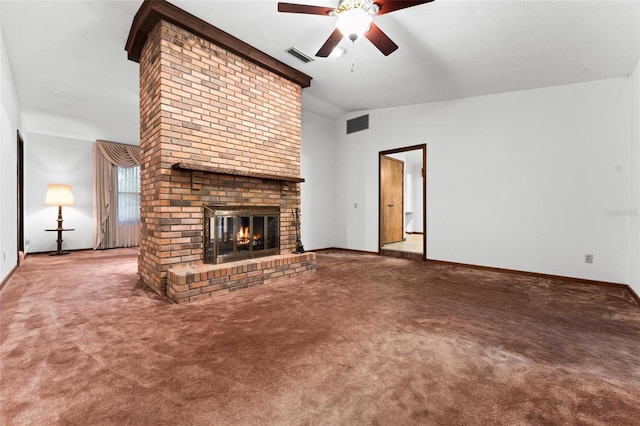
[117,166,140,224]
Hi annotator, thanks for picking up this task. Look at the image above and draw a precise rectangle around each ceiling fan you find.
[277,0,434,57]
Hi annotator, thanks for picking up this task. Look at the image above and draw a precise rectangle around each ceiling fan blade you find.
[316,28,344,57]
[278,3,335,16]
[375,0,434,16]
[364,23,398,56]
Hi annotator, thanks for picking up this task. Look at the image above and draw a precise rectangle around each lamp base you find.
[49,250,70,256]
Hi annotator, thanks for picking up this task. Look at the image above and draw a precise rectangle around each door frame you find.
[17,130,24,258]
[378,143,427,260]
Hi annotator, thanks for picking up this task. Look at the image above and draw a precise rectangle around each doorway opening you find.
[379,144,426,261]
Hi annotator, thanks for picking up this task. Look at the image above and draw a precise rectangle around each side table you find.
[45,228,75,256]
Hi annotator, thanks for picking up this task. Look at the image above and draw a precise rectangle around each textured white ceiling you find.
[1,0,639,145]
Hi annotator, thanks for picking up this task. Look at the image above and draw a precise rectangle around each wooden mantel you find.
[125,0,312,88]
[171,162,305,183]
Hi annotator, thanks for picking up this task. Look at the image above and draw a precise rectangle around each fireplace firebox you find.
[204,206,280,264]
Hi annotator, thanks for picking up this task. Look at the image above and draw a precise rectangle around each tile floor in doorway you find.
[382,233,423,254]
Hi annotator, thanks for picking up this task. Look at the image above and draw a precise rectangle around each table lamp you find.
[45,184,75,255]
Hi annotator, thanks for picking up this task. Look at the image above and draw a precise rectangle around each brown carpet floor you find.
[1,248,639,425]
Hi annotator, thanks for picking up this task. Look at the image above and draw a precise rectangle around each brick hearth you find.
[167,253,316,303]
[126,0,316,302]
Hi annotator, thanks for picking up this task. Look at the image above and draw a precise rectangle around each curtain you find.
[93,140,141,250]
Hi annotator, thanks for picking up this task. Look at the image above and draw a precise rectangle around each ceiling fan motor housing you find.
[336,7,374,39]
[336,0,379,15]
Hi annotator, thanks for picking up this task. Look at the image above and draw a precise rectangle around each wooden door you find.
[380,155,404,245]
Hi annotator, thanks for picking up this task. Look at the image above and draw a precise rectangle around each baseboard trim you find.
[30,247,93,255]
[427,258,640,307]
[627,286,640,306]
[0,264,19,292]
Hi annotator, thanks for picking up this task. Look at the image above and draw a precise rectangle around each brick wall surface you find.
[138,20,305,297]
[139,23,165,293]
[158,21,301,177]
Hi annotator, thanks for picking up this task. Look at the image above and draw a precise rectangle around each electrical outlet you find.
[585,254,593,264]
[354,203,358,209]
[2,252,5,262]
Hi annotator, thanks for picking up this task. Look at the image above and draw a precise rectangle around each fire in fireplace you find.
[204,206,280,264]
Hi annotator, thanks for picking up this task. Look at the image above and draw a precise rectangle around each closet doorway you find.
[379,144,426,261]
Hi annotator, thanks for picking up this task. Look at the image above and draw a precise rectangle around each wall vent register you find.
[347,114,369,134]
[286,47,315,63]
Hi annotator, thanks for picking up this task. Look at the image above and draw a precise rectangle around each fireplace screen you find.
[204,206,280,264]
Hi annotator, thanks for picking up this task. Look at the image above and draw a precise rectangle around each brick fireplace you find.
[126,0,316,303]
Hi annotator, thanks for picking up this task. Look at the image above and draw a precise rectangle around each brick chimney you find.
[126,0,316,302]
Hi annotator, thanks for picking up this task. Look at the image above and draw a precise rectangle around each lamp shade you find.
[45,184,75,206]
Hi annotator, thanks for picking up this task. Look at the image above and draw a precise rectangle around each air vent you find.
[286,47,314,64]
[346,114,369,134]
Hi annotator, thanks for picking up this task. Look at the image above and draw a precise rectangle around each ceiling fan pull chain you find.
[350,40,356,72]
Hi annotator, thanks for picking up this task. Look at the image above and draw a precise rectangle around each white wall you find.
[333,119,376,252]
[334,78,633,283]
[24,133,94,253]
[629,59,640,295]
[411,169,424,233]
[301,110,335,250]
[0,17,20,282]
[406,150,423,233]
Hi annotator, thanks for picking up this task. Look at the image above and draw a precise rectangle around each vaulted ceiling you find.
[1,0,638,145]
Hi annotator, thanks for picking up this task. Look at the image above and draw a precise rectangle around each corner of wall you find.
[301,109,338,250]
[628,57,640,296]
[0,20,21,283]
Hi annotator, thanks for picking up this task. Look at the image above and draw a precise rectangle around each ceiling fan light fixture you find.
[328,46,348,58]
[336,8,372,39]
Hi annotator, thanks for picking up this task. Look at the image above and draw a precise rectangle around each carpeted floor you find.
[1,248,639,425]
